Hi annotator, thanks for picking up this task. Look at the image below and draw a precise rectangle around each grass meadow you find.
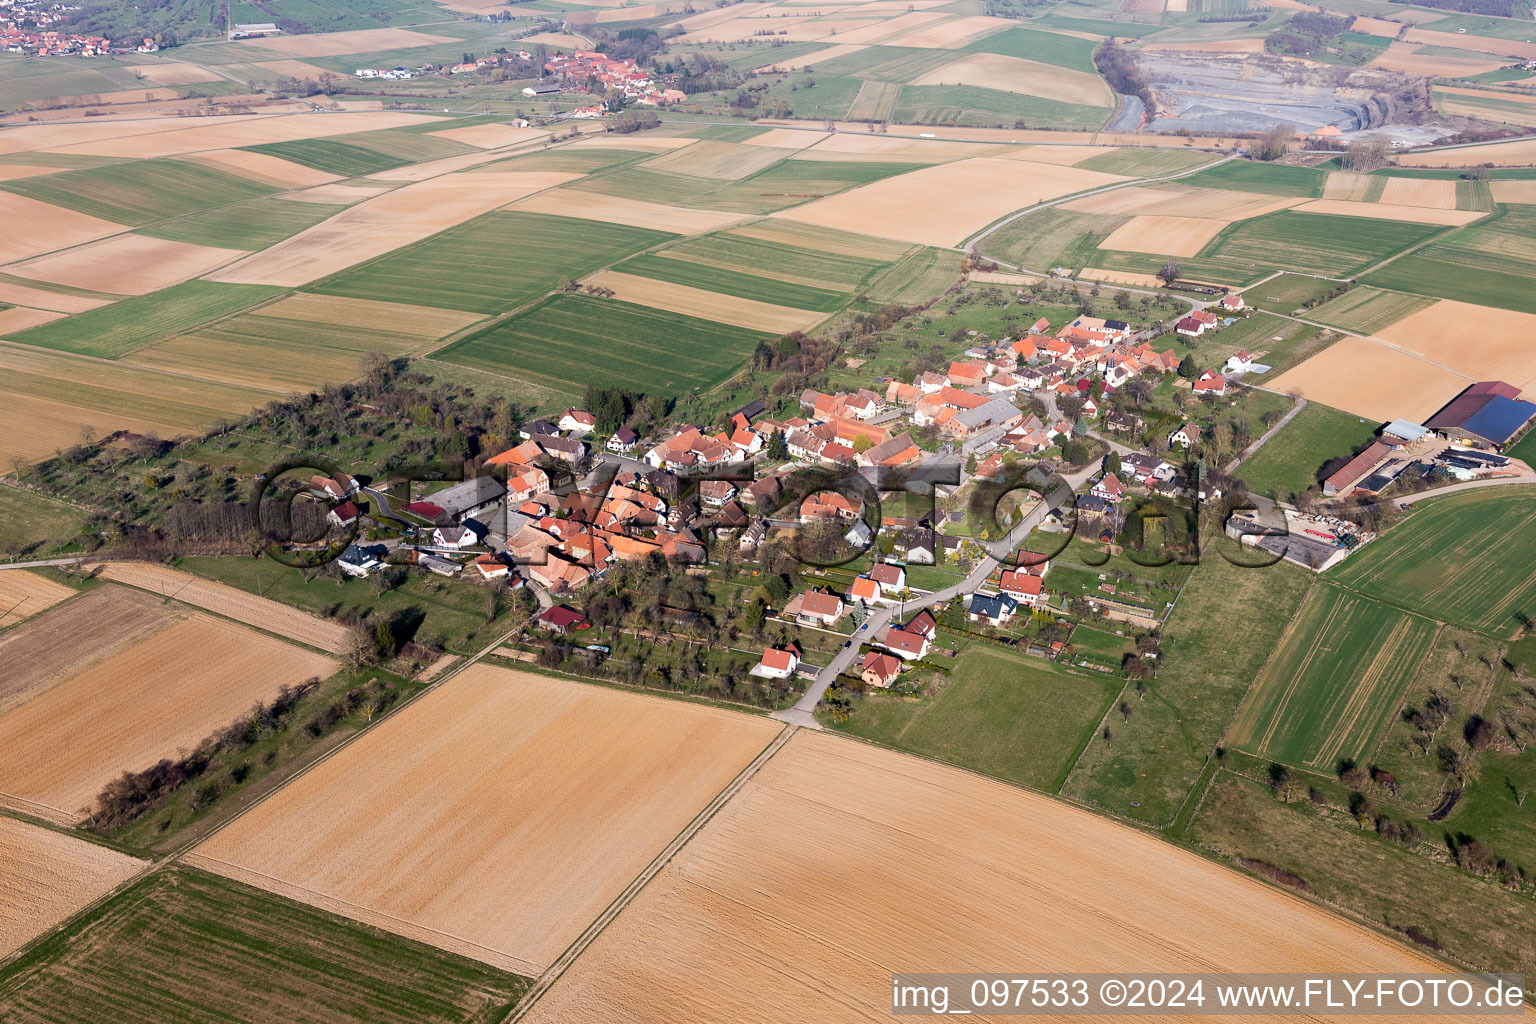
[0,867,529,1024]
[1076,147,1217,177]
[1227,585,1437,772]
[1,159,277,225]
[963,26,1101,73]
[1234,401,1378,498]
[1240,273,1348,315]
[310,211,675,316]
[244,129,473,177]
[656,227,903,293]
[863,247,966,303]
[1330,487,1536,638]
[5,281,282,358]
[1180,161,1327,198]
[893,84,1110,130]
[1307,285,1435,334]
[613,253,849,312]
[436,293,769,400]
[826,647,1118,791]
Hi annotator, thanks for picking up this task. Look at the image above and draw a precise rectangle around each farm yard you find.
[1227,585,1438,773]
[188,667,781,976]
[0,816,142,959]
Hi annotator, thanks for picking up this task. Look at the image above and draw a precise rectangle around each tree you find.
[1340,135,1389,172]
[766,428,788,461]
[1177,354,1199,380]
[343,624,380,669]
[1157,260,1182,286]
[1248,122,1295,162]
[1104,451,1122,476]
[374,618,398,661]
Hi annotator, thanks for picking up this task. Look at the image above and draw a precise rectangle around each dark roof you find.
[969,592,1017,618]
[538,606,586,628]
[1426,383,1536,444]
[403,501,446,521]
[731,399,766,421]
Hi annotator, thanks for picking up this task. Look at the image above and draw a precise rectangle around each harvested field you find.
[30,86,181,107]
[189,666,781,976]
[642,140,787,179]
[0,585,176,714]
[581,269,826,332]
[180,147,340,188]
[0,280,110,314]
[47,111,439,160]
[0,388,223,472]
[4,234,244,295]
[206,171,578,287]
[755,42,866,71]
[508,188,749,233]
[1062,184,1301,220]
[523,729,1448,1024]
[426,123,545,150]
[1077,266,1164,287]
[777,156,1125,245]
[0,817,143,958]
[1369,42,1503,77]
[1438,84,1536,108]
[1351,15,1406,35]
[796,132,985,162]
[1268,336,1469,422]
[1308,285,1432,334]
[1376,298,1536,390]
[0,307,64,334]
[285,181,393,204]
[739,127,820,149]
[236,28,456,57]
[0,570,74,628]
[0,114,253,157]
[0,164,68,182]
[565,133,697,153]
[1378,175,1457,209]
[1291,198,1483,226]
[520,31,591,48]
[128,62,221,86]
[244,58,336,79]
[1405,27,1536,60]
[908,52,1112,106]
[847,80,901,121]
[95,562,351,652]
[1490,179,1536,203]
[1396,139,1536,168]
[1097,214,1226,256]
[0,193,123,264]
[1321,171,1376,201]
[727,217,915,261]
[1004,144,1115,165]
[883,13,1015,48]
[1144,38,1267,53]
[256,292,479,335]
[0,614,336,823]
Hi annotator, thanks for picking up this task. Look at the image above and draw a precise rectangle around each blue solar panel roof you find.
[1460,395,1536,444]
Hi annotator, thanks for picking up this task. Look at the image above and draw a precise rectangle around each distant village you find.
[1,0,160,55]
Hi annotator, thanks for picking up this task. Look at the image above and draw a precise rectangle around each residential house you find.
[969,592,1018,626]
[796,590,846,627]
[1122,452,1177,487]
[1218,292,1246,312]
[1224,349,1256,374]
[1026,317,1050,335]
[1176,310,1219,337]
[336,545,382,578]
[698,480,737,507]
[559,408,597,435]
[1091,472,1125,504]
[432,524,479,549]
[882,627,930,661]
[858,431,922,470]
[474,553,512,580]
[998,570,1045,605]
[607,426,639,452]
[861,651,902,688]
[1193,370,1228,396]
[869,562,906,596]
[847,575,884,606]
[904,609,937,640]
[327,501,359,528]
[535,606,588,634]
[751,645,801,679]
[1169,423,1202,449]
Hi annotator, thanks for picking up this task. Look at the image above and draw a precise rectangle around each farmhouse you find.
[429,476,506,523]
[1323,442,1394,497]
[535,606,588,634]
[327,501,360,528]
[1425,381,1536,451]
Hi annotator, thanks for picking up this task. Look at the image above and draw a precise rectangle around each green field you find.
[310,211,674,316]
[1196,212,1441,277]
[1363,207,1536,315]
[0,487,85,556]
[613,253,849,312]
[1307,284,1435,333]
[1076,147,1218,177]
[1228,585,1437,771]
[977,207,1123,272]
[760,74,866,120]
[1240,273,1349,315]
[653,228,902,294]
[863,247,966,304]
[1179,160,1326,198]
[138,196,347,250]
[1061,548,1314,825]
[245,128,473,177]
[811,45,958,82]
[1330,487,1536,639]
[436,293,770,399]
[681,159,925,214]
[5,281,282,358]
[1,159,277,226]
[963,26,1102,73]
[0,867,528,1024]
[826,648,1118,791]
[894,84,1110,130]
[1234,402,1379,498]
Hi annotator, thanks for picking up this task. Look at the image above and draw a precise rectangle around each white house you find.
[1224,349,1255,374]
[559,408,596,435]
[607,426,639,452]
[432,524,477,549]
[337,545,382,578]
[1170,423,1202,449]
[750,645,800,679]
[868,562,906,596]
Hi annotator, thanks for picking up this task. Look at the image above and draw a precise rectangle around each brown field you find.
[827,10,948,44]
[187,666,782,976]
[0,571,74,628]
[236,28,455,57]
[641,140,788,179]
[1369,42,1503,77]
[128,62,222,86]
[363,148,528,182]
[1260,0,1317,9]
[1437,95,1536,128]
[258,292,479,335]
[94,562,349,651]
[909,52,1112,106]
[582,270,825,332]
[726,218,915,260]
[0,816,143,958]
[1322,170,1375,201]
[1405,26,1536,60]
[0,586,176,714]
[1004,144,1116,165]
[796,132,985,162]
[181,147,340,187]
[1144,37,1267,53]
[1376,299,1536,390]
[28,86,181,108]
[0,280,111,313]
[1064,184,1300,220]
[5,235,244,295]
[1098,214,1227,256]
[777,156,1126,245]
[245,59,340,80]
[0,113,255,156]
[1378,175,1457,208]
[0,194,124,264]
[1269,336,1470,422]
[1394,138,1536,168]
[519,31,592,47]
[754,41,868,71]
[509,187,749,232]
[0,614,336,823]
[426,122,546,149]
[0,392,192,472]
[1290,198,1481,225]
[0,307,65,334]
[284,181,394,204]
[522,730,1449,1024]
[1165,0,1189,10]
[1490,179,1536,203]
[574,2,693,25]
[46,111,441,159]
[1351,14,1405,35]
[883,13,1014,47]
[675,1,775,28]
[206,171,577,287]
[1078,266,1166,287]
[0,163,73,181]
[564,133,698,153]
[740,127,821,149]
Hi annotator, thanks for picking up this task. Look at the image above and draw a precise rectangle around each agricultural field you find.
[649,222,910,294]
[301,213,663,318]
[1195,212,1442,278]
[524,729,1445,1023]
[610,252,849,312]
[0,570,74,629]
[188,667,781,976]
[436,293,770,400]
[138,196,349,251]
[244,130,475,177]
[0,867,530,1024]
[1180,160,1327,197]
[1234,402,1379,498]
[1329,488,1536,639]
[0,816,142,958]
[1307,285,1435,334]
[1362,206,1536,315]
[825,648,1117,791]
[0,159,277,226]
[1374,299,1536,389]
[1268,334,1471,424]
[962,25,1101,72]
[1227,585,1437,773]
[1239,274,1349,315]
[4,280,279,359]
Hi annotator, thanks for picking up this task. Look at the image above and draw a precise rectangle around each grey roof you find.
[969,592,1018,619]
[954,398,1021,430]
[430,476,506,517]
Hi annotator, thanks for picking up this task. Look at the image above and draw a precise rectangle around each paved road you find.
[1390,473,1536,506]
